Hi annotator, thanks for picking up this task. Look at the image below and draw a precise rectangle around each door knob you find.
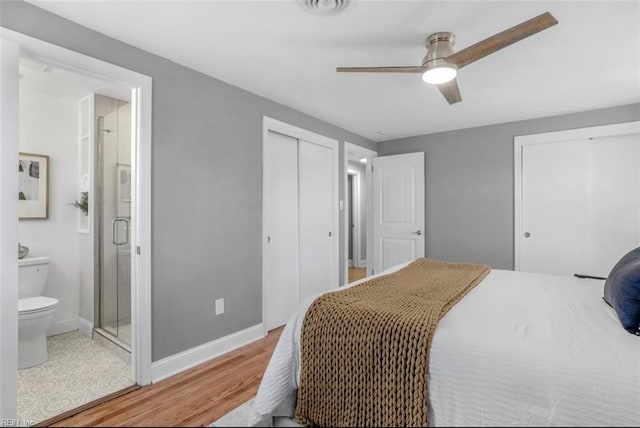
[266,236,271,243]
[524,232,531,238]
[413,230,423,235]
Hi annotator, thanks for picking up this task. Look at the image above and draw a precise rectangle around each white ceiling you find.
[20,55,132,102]
[26,0,640,142]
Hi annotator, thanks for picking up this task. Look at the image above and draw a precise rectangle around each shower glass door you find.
[98,99,132,349]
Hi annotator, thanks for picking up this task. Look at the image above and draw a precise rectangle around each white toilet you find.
[18,256,58,369]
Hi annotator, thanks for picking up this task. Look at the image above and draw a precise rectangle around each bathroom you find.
[16,55,135,424]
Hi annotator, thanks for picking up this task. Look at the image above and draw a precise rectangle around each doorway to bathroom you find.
[1,29,152,424]
[15,61,135,426]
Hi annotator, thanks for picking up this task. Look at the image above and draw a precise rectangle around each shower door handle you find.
[112,217,129,246]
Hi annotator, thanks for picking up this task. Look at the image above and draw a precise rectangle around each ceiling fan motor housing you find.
[422,32,457,71]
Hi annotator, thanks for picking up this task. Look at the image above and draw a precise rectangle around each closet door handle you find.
[413,230,423,235]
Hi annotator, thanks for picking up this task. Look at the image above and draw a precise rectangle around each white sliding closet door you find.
[520,133,640,277]
[263,131,299,331]
[263,128,337,332]
[298,140,334,299]
[521,140,588,276]
[587,135,640,275]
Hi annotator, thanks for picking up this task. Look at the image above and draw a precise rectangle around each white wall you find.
[19,84,80,336]
[78,230,93,334]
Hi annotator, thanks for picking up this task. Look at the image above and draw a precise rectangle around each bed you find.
[248,260,640,427]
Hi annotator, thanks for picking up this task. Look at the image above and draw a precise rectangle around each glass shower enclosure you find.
[96,95,132,350]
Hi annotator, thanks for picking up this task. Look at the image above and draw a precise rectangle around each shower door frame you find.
[0,27,153,419]
[96,107,133,348]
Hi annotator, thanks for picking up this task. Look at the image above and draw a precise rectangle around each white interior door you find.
[372,152,425,274]
[298,139,334,299]
[262,131,299,331]
[521,134,640,277]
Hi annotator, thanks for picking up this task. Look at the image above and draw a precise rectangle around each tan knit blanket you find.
[294,257,491,427]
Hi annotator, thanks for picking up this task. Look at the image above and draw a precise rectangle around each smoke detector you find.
[297,0,351,16]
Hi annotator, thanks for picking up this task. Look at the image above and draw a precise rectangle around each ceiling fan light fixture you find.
[421,32,457,84]
[421,63,457,84]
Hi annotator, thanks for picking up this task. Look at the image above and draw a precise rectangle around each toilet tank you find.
[18,256,50,299]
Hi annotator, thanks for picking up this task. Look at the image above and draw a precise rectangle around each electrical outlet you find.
[215,298,224,315]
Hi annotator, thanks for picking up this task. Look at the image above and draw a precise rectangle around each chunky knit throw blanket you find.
[294,258,491,427]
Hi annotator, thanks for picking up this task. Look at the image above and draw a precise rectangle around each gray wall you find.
[377,103,640,270]
[1,0,375,361]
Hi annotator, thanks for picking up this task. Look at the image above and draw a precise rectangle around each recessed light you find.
[359,158,367,163]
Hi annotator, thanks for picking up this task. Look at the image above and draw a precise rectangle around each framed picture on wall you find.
[18,152,49,219]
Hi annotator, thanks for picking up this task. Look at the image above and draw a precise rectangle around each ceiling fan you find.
[336,12,558,105]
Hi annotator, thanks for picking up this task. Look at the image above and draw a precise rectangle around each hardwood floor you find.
[348,267,366,283]
[51,328,283,427]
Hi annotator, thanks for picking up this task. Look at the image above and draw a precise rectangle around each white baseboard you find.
[47,317,78,337]
[151,323,265,383]
[359,259,367,268]
[78,316,94,338]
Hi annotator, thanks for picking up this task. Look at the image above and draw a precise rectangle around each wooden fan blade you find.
[336,66,424,73]
[447,12,558,69]
[437,79,462,104]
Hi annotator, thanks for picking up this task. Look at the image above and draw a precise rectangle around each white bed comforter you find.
[248,263,640,427]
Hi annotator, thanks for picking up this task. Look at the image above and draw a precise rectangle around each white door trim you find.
[513,120,640,271]
[347,169,361,269]
[0,38,20,420]
[262,117,339,333]
[343,143,377,283]
[0,28,153,404]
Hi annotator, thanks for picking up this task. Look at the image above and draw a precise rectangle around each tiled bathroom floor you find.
[17,330,134,425]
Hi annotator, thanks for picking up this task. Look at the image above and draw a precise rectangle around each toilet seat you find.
[18,296,58,315]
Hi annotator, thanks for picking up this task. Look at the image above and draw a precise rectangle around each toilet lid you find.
[19,296,58,314]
